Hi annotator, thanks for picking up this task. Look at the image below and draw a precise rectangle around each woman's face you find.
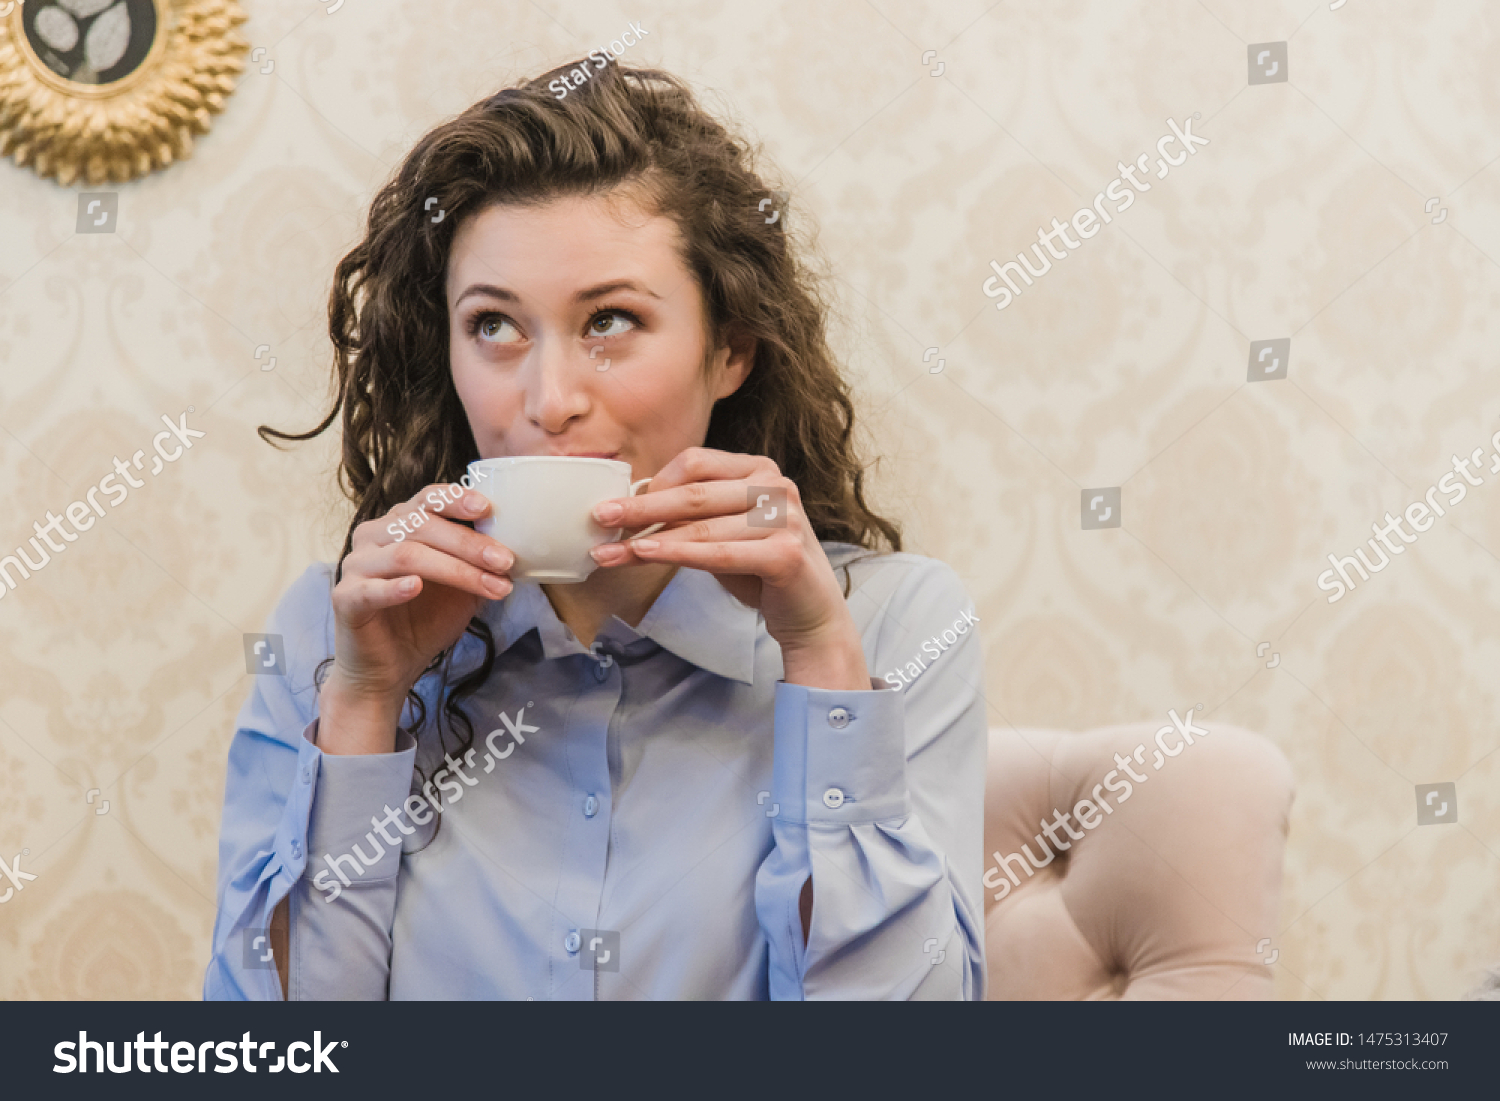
[445,192,752,482]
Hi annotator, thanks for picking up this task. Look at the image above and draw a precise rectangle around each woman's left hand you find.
[589,447,873,691]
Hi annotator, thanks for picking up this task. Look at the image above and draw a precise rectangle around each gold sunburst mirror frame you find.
[0,0,249,186]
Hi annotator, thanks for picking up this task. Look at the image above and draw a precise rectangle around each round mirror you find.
[23,0,159,86]
[1,0,249,185]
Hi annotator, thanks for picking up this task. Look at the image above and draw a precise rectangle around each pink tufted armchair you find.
[983,718,1295,999]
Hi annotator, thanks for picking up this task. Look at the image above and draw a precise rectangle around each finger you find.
[604,533,800,580]
[645,447,777,494]
[382,484,493,534]
[591,509,779,567]
[593,479,770,531]
[378,501,513,573]
[364,486,507,555]
[355,490,490,550]
[334,574,430,625]
[650,512,779,545]
[347,538,513,601]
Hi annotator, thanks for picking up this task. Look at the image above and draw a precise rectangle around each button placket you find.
[552,636,623,988]
[589,641,615,682]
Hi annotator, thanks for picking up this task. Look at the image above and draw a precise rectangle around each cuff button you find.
[827,707,851,729]
[822,787,845,809]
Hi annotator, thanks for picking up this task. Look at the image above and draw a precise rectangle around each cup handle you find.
[622,477,665,539]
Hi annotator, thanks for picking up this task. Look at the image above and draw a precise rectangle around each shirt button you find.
[593,661,609,682]
[564,931,581,953]
[301,766,312,784]
[828,707,851,729]
[583,795,599,818]
[822,788,845,809]
[290,838,303,858]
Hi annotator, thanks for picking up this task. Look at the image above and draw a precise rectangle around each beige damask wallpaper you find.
[1,0,1497,1000]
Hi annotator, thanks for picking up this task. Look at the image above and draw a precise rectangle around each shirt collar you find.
[483,566,760,685]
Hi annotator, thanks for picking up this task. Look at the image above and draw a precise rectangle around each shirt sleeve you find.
[284,720,416,1000]
[754,556,987,1000]
[202,563,333,1001]
[201,566,426,1002]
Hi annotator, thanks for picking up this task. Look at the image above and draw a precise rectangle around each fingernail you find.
[630,538,659,551]
[590,544,622,564]
[594,501,623,523]
[465,493,488,511]
[483,546,512,570]
[483,574,510,597]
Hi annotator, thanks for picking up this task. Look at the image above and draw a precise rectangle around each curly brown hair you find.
[261,56,900,777]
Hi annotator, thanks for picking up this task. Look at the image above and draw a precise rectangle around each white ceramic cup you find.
[466,456,664,583]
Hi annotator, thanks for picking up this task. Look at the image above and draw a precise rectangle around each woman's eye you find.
[474,313,521,344]
[587,310,636,338]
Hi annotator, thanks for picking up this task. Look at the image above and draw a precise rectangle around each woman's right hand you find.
[318,485,513,755]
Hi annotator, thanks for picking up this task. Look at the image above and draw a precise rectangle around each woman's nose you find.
[523,337,592,432]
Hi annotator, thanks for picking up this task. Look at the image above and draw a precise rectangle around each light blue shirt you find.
[204,544,986,1000]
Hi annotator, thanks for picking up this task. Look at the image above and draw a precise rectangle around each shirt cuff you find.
[301,718,418,882]
[770,680,910,825]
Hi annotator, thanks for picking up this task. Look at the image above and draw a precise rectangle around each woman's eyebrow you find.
[454,283,519,308]
[572,279,661,304]
[453,279,660,309]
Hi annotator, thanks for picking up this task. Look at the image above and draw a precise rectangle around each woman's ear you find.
[710,327,756,400]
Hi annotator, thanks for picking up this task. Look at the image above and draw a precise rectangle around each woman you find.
[205,57,986,1000]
